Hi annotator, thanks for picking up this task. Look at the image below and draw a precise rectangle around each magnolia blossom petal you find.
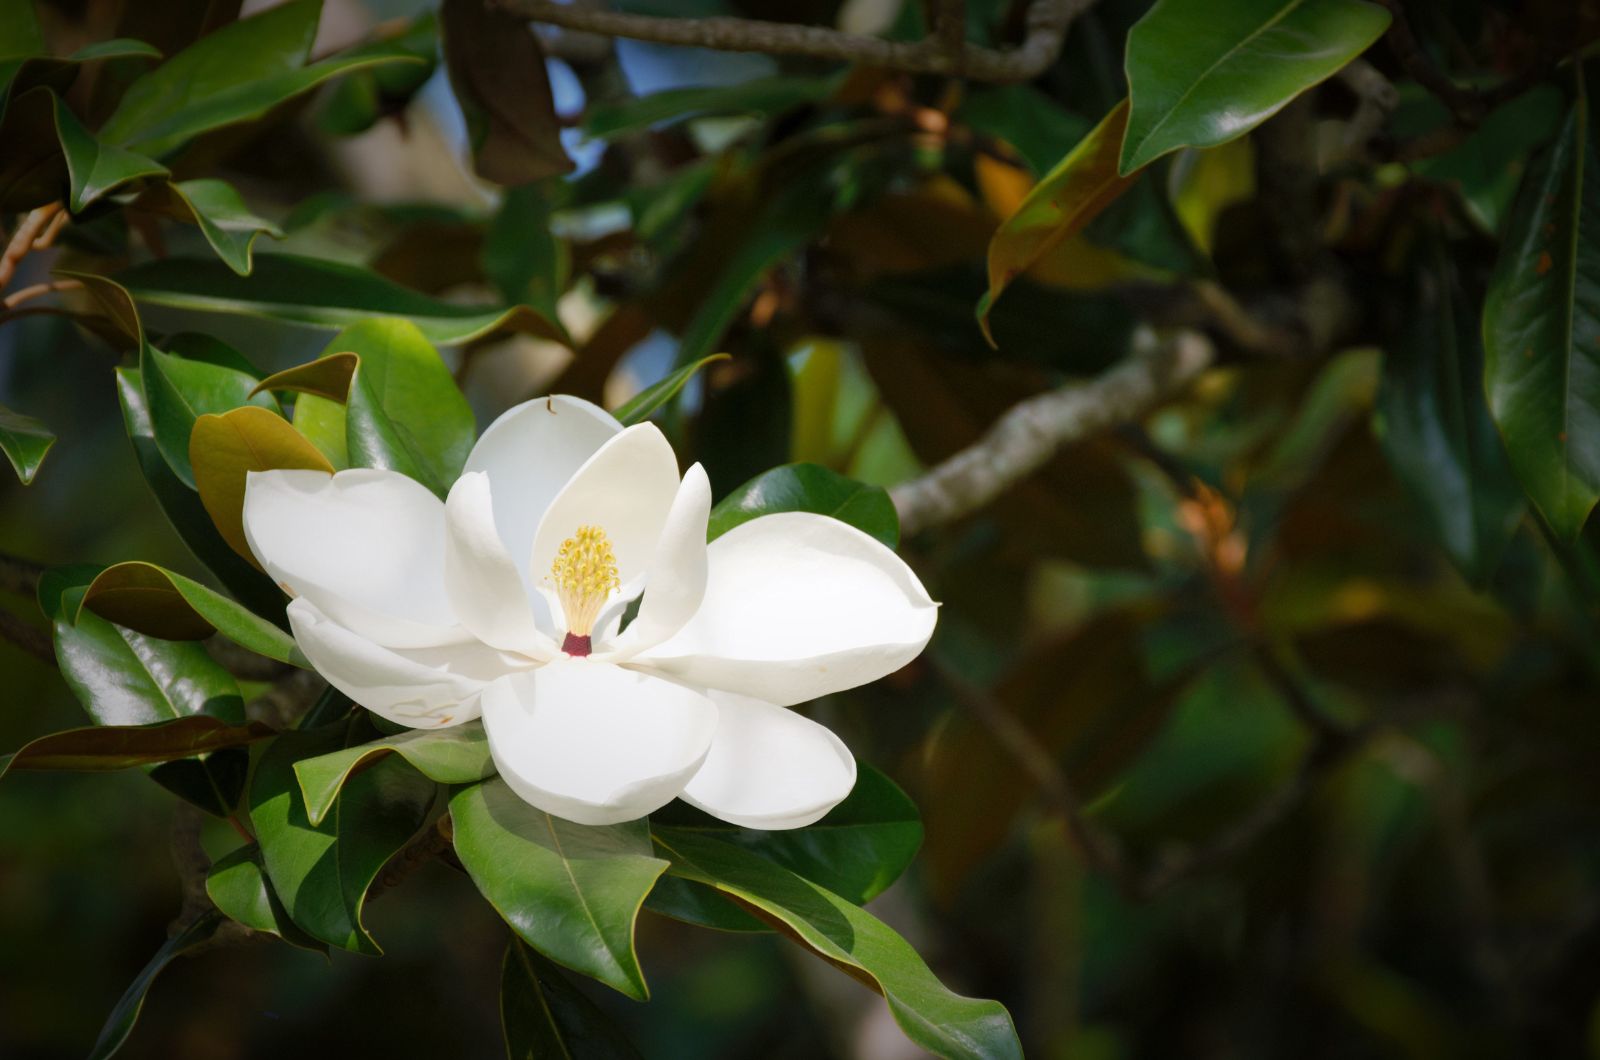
[481,660,717,826]
[600,463,711,659]
[462,396,622,587]
[635,513,938,706]
[680,692,856,829]
[244,468,466,648]
[444,472,558,657]
[287,599,524,728]
[530,424,682,595]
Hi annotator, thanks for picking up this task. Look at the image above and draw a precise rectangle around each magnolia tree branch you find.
[890,328,1214,536]
[494,0,1092,81]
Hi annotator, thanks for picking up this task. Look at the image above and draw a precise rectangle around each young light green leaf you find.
[0,403,54,483]
[206,844,327,951]
[708,462,899,547]
[248,723,438,954]
[451,779,668,1001]
[655,831,1022,1060]
[613,354,729,426]
[117,254,567,346]
[1120,0,1391,173]
[501,938,644,1059]
[295,722,494,826]
[1483,71,1600,539]
[81,561,303,666]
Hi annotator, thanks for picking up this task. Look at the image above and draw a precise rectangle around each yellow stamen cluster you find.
[551,525,619,637]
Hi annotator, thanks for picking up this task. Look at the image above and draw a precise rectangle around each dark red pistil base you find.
[562,633,592,657]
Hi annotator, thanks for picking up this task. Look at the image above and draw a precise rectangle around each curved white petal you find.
[244,468,467,648]
[681,692,856,829]
[530,424,682,599]
[634,513,938,706]
[462,396,622,589]
[445,472,559,658]
[481,660,717,826]
[287,599,525,728]
[601,463,711,660]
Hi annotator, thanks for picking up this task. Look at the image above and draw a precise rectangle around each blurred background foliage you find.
[6,0,1600,1057]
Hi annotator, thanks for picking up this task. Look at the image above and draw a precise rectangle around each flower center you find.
[551,524,619,656]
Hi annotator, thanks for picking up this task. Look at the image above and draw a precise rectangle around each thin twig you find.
[0,550,44,597]
[0,203,61,290]
[1374,0,1555,128]
[3,278,83,310]
[889,328,1214,536]
[933,0,967,74]
[32,208,69,251]
[495,0,1091,82]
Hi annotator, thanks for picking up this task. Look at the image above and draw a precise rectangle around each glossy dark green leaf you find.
[652,765,922,905]
[440,0,572,184]
[206,844,327,950]
[0,403,54,483]
[294,721,493,826]
[315,12,437,136]
[98,0,424,156]
[115,367,286,621]
[117,254,566,346]
[502,937,644,1060]
[141,340,278,487]
[1483,72,1600,539]
[134,178,282,274]
[87,911,222,1060]
[1120,0,1390,173]
[656,831,1022,1060]
[451,779,667,1000]
[0,39,160,123]
[708,462,900,547]
[248,723,437,953]
[54,603,245,727]
[1410,83,1565,234]
[81,561,304,665]
[149,747,250,817]
[52,92,167,211]
[613,354,729,426]
[0,715,269,778]
[641,875,769,933]
[1376,255,1525,583]
[583,74,839,140]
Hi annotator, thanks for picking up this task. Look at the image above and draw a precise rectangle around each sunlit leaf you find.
[81,560,304,665]
[190,405,334,568]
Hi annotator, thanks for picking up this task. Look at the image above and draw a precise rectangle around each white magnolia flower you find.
[242,396,937,829]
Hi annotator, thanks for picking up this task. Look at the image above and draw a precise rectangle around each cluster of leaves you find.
[7,0,1600,1054]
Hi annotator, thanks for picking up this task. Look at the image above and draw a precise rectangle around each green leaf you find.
[117,254,566,346]
[255,321,477,494]
[54,607,245,727]
[1483,71,1600,539]
[0,403,54,483]
[141,339,278,487]
[206,844,327,950]
[134,178,283,275]
[502,938,644,1060]
[315,12,436,136]
[483,183,566,318]
[247,722,437,953]
[979,100,1139,339]
[115,367,286,621]
[190,404,335,566]
[1376,252,1525,583]
[81,561,305,666]
[652,765,922,905]
[0,39,160,123]
[99,0,424,156]
[583,74,840,141]
[0,715,269,778]
[708,462,900,547]
[450,779,668,1000]
[87,911,222,1060]
[655,831,1022,1060]
[0,86,61,210]
[641,875,769,933]
[295,721,493,827]
[440,0,572,184]
[52,92,167,211]
[1120,0,1390,173]
[613,354,729,426]
[958,84,1091,176]
[150,748,250,817]
[0,0,45,62]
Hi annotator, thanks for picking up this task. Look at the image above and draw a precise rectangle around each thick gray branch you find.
[495,0,1090,82]
[890,329,1214,535]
